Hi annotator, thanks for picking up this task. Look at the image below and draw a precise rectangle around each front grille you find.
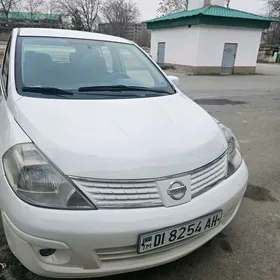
[190,152,228,197]
[96,245,136,262]
[71,151,227,209]
[72,180,163,209]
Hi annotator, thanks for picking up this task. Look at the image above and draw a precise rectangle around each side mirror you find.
[168,75,179,86]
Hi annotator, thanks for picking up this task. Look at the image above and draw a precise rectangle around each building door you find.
[221,43,238,74]
[157,42,166,64]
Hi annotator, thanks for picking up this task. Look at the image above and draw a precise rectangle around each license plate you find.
[137,211,223,254]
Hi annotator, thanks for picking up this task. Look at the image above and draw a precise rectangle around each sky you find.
[137,0,266,20]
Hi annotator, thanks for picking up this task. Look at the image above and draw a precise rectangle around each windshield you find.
[15,36,175,99]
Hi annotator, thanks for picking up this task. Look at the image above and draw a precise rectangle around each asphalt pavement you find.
[0,64,280,280]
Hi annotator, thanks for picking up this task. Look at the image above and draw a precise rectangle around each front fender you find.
[0,98,31,166]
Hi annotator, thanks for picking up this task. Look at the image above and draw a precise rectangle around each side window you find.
[100,46,113,73]
[119,48,155,87]
[2,38,11,92]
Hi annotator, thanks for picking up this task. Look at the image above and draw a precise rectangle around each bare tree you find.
[136,29,150,47]
[101,0,140,38]
[0,0,20,29]
[71,9,85,30]
[157,0,188,16]
[266,0,280,17]
[263,0,280,45]
[23,0,44,20]
[57,0,102,31]
[45,0,60,14]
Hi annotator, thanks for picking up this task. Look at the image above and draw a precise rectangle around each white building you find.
[146,0,275,74]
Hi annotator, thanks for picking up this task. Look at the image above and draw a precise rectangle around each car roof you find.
[17,28,133,44]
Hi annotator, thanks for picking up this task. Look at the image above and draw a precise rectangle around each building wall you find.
[197,25,262,67]
[150,26,200,65]
[150,24,262,74]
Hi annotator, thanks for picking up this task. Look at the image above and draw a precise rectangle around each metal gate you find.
[221,43,238,74]
[157,42,166,64]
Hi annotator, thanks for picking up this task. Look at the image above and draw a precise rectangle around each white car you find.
[0,28,248,278]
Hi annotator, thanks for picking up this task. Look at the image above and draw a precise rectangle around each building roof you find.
[18,28,133,44]
[0,11,61,21]
[147,5,275,23]
[146,5,278,30]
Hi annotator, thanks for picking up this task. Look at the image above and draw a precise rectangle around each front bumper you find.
[0,161,248,279]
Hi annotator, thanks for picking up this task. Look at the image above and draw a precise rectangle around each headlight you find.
[2,143,95,209]
[218,123,242,177]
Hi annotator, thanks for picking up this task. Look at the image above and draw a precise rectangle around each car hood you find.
[14,93,227,179]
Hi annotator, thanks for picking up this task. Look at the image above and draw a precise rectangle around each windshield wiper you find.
[79,92,144,97]
[78,85,173,94]
[22,87,73,97]
[21,86,145,98]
